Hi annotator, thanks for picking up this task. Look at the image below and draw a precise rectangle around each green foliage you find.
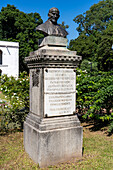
[0,5,70,72]
[76,68,113,132]
[69,0,113,71]
[0,4,44,72]
[80,59,98,73]
[108,120,113,133]
[59,21,69,30]
[0,72,29,130]
[97,20,113,70]
[69,0,113,133]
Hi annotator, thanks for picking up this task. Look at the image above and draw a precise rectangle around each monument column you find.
[24,7,83,168]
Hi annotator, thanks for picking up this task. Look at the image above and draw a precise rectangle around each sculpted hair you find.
[48,7,60,18]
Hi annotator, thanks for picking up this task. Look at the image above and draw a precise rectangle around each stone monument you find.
[24,7,83,167]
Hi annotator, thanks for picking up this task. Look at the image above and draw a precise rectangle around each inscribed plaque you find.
[44,68,76,117]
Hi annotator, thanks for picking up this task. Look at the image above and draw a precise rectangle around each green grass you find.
[0,123,113,169]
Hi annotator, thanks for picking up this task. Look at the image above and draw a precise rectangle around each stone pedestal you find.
[24,36,83,167]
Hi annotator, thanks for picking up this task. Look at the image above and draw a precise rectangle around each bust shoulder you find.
[36,20,68,37]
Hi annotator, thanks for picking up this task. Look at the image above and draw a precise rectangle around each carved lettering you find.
[44,68,76,117]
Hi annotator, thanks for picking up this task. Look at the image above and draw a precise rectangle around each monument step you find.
[26,113,81,131]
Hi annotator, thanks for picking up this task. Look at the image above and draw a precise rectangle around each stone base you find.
[24,113,83,167]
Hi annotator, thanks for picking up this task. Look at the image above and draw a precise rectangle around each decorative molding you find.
[32,69,40,87]
[25,43,82,69]
[25,54,81,62]
[27,63,79,69]
[25,54,81,69]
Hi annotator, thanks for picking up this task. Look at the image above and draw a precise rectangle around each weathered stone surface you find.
[29,68,76,118]
[24,114,83,167]
[25,36,81,69]
[26,113,81,130]
[29,68,44,118]
[38,36,68,47]
[24,35,83,167]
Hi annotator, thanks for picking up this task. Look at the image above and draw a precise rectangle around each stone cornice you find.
[25,54,81,68]
[25,36,82,68]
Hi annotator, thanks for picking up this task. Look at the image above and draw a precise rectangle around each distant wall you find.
[0,41,19,77]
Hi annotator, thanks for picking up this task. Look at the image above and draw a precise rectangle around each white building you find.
[0,41,19,77]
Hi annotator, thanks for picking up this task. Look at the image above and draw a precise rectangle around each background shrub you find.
[0,72,29,131]
[76,68,113,133]
[1,69,113,133]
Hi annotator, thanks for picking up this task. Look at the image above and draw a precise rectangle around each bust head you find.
[48,7,60,25]
[36,7,68,37]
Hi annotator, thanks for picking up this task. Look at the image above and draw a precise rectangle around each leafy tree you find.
[97,21,113,70]
[59,21,69,30]
[80,59,98,73]
[0,4,44,72]
[69,0,113,71]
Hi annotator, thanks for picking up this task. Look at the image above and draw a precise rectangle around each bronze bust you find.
[36,7,68,38]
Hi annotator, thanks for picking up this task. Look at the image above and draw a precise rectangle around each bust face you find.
[48,8,60,25]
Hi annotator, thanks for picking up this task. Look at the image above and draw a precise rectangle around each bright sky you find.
[0,0,101,42]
